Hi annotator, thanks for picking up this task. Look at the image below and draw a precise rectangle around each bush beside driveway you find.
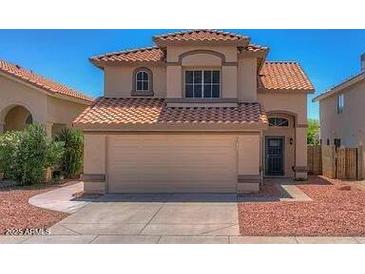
[238,176,365,236]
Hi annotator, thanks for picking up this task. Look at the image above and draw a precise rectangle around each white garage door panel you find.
[108,135,237,193]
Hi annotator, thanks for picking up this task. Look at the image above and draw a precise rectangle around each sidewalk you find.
[0,235,364,244]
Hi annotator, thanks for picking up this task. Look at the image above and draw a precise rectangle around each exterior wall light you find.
[290,137,293,145]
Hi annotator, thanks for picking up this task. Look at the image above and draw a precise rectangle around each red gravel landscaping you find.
[238,176,365,236]
[0,183,71,235]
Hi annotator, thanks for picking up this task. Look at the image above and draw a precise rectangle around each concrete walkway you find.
[28,181,89,214]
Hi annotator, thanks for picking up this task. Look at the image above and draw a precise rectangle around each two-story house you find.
[314,54,365,148]
[74,30,314,194]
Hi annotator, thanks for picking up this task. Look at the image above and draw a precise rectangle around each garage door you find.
[107,135,237,193]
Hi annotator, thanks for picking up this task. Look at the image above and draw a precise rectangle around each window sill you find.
[166,98,238,108]
[166,98,238,103]
[131,90,154,97]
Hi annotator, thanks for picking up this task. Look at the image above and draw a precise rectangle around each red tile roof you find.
[153,29,249,43]
[74,97,268,127]
[90,47,164,64]
[0,59,93,103]
[259,62,314,91]
[90,44,267,64]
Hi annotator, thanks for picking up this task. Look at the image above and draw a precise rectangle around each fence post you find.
[357,146,363,180]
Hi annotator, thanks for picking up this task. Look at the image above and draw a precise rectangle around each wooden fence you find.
[307,145,322,175]
[308,145,363,180]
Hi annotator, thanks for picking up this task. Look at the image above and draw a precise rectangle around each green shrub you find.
[55,128,84,178]
[0,124,65,185]
[0,131,22,177]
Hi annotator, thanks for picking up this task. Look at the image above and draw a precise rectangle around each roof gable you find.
[0,59,93,103]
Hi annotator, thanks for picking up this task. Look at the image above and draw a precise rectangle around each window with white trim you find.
[136,70,149,92]
[337,94,344,114]
[185,70,220,98]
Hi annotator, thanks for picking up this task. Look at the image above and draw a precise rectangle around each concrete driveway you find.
[2,183,364,244]
[28,193,240,244]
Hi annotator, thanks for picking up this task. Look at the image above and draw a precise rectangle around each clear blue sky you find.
[1,29,365,120]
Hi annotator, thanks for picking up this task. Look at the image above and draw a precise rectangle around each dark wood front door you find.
[265,137,284,176]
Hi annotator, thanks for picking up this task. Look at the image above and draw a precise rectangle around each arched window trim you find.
[131,67,154,96]
[268,116,290,127]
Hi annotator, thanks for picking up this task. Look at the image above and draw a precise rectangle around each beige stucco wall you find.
[222,66,238,98]
[237,57,257,102]
[166,65,182,98]
[166,45,238,63]
[181,53,222,66]
[104,65,166,98]
[238,134,261,175]
[47,96,88,126]
[0,74,48,124]
[82,132,107,193]
[319,80,365,147]
[257,93,307,124]
[83,134,106,174]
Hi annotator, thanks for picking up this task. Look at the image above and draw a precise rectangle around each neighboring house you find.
[0,60,93,137]
[74,30,314,194]
[313,54,365,147]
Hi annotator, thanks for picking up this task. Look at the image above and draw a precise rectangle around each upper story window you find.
[185,70,220,98]
[136,71,149,92]
[337,93,344,114]
[132,68,153,96]
[268,117,289,127]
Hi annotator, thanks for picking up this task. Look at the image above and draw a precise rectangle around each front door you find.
[265,137,284,176]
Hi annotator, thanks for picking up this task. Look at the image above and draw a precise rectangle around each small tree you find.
[0,124,64,185]
[55,128,84,178]
[307,119,320,145]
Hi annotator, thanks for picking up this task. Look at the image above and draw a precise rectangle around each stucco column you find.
[0,123,4,134]
[295,127,308,180]
[166,65,182,98]
[45,122,53,138]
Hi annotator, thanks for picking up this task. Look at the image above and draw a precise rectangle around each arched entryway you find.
[1,105,33,132]
[263,111,296,178]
